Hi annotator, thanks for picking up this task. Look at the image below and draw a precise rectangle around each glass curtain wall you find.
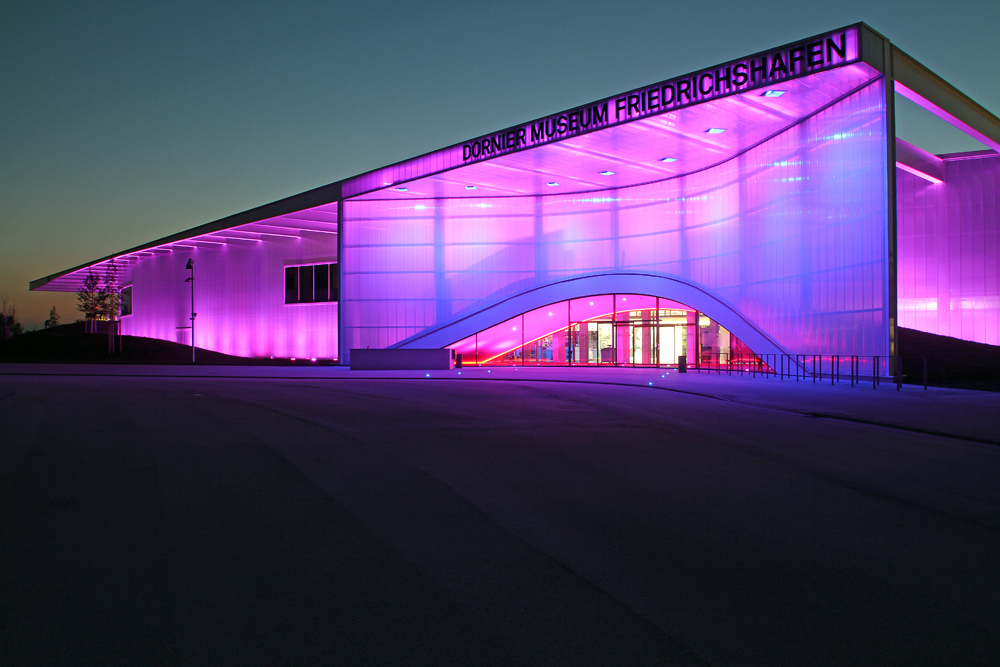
[448,293,759,368]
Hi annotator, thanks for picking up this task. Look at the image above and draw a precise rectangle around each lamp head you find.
[185,259,194,270]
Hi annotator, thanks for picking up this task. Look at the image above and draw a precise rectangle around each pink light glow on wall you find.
[120,234,339,359]
[897,153,1000,345]
[342,79,890,361]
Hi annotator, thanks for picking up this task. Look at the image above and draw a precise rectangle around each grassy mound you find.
[898,327,1000,389]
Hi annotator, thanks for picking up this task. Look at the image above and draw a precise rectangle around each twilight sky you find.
[3,0,999,328]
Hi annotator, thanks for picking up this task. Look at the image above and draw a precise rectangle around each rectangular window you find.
[298,265,314,303]
[285,263,338,304]
[314,264,329,302]
[120,285,132,317]
[285,267,299,304]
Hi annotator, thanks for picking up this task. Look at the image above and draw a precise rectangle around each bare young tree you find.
[1,293,22,340]
[44,306,61,328]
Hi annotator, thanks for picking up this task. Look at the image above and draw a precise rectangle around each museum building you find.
[30,24,1000,369]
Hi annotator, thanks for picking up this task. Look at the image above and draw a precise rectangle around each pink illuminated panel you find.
[342,79,891,360]
[897,153,1000,346]
[570,295,614,323]
[119,232,339,359]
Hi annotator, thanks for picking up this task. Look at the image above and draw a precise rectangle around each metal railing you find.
[689,352,928,390]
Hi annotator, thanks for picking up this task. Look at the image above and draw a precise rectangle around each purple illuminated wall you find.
[341,80,890,360]
[120,235,339,359]
[897,152,1000,345]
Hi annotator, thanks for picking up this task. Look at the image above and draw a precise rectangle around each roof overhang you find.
[32,23,1000,294]
[892,47,1000,153]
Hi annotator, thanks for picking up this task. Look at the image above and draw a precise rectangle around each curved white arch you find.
[394,273,788,358]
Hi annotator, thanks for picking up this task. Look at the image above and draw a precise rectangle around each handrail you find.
[683,353,928,390]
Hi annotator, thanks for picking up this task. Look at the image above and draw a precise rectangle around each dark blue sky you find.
[3,0,999,327]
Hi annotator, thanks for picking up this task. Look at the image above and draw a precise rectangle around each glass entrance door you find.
[465,294,742,369]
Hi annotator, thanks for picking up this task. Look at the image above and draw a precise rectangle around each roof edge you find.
[30,181,343,291]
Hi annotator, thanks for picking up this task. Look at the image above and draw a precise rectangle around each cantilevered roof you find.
[29,183,342,292]
[31,22,1000,292]
[352,65,878,201]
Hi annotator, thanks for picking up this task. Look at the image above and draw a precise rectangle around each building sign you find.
[462,26,860,163]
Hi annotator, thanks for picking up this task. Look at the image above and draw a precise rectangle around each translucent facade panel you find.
[897,155,1000,346]
[342,80,889,360]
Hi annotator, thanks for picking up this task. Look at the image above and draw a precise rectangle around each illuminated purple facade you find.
[897,153,1000,346]
[30,24,1000,364]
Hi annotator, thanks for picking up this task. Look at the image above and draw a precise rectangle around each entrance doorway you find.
[448,293,758,368]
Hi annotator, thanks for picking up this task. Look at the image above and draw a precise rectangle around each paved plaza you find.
[2,365,999,665]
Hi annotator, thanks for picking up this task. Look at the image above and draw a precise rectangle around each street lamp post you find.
[185,258,196,364]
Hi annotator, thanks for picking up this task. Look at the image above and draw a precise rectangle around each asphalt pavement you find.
[1,366,998,666]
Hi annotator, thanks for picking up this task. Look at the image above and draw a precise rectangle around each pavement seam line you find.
[4,370,997,446]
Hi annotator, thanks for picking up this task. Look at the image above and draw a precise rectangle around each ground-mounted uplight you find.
[546,181,559,186]
[660,157,678,163]
[705,128,726,134]
[599,170,615,176]
[761,90,785,97]
[465,185,477,190]
[396,187,409,192]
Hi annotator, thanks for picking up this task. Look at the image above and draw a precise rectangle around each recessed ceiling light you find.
[705,128,726,134]
[396,187,408,192]
[762,90,785,98]
[546,181,559,186]
[465,185,477,190]
[600,170,615,176]
[660,157,677,163]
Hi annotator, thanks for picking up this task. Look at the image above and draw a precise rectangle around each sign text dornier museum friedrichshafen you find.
[462,27,860,162]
